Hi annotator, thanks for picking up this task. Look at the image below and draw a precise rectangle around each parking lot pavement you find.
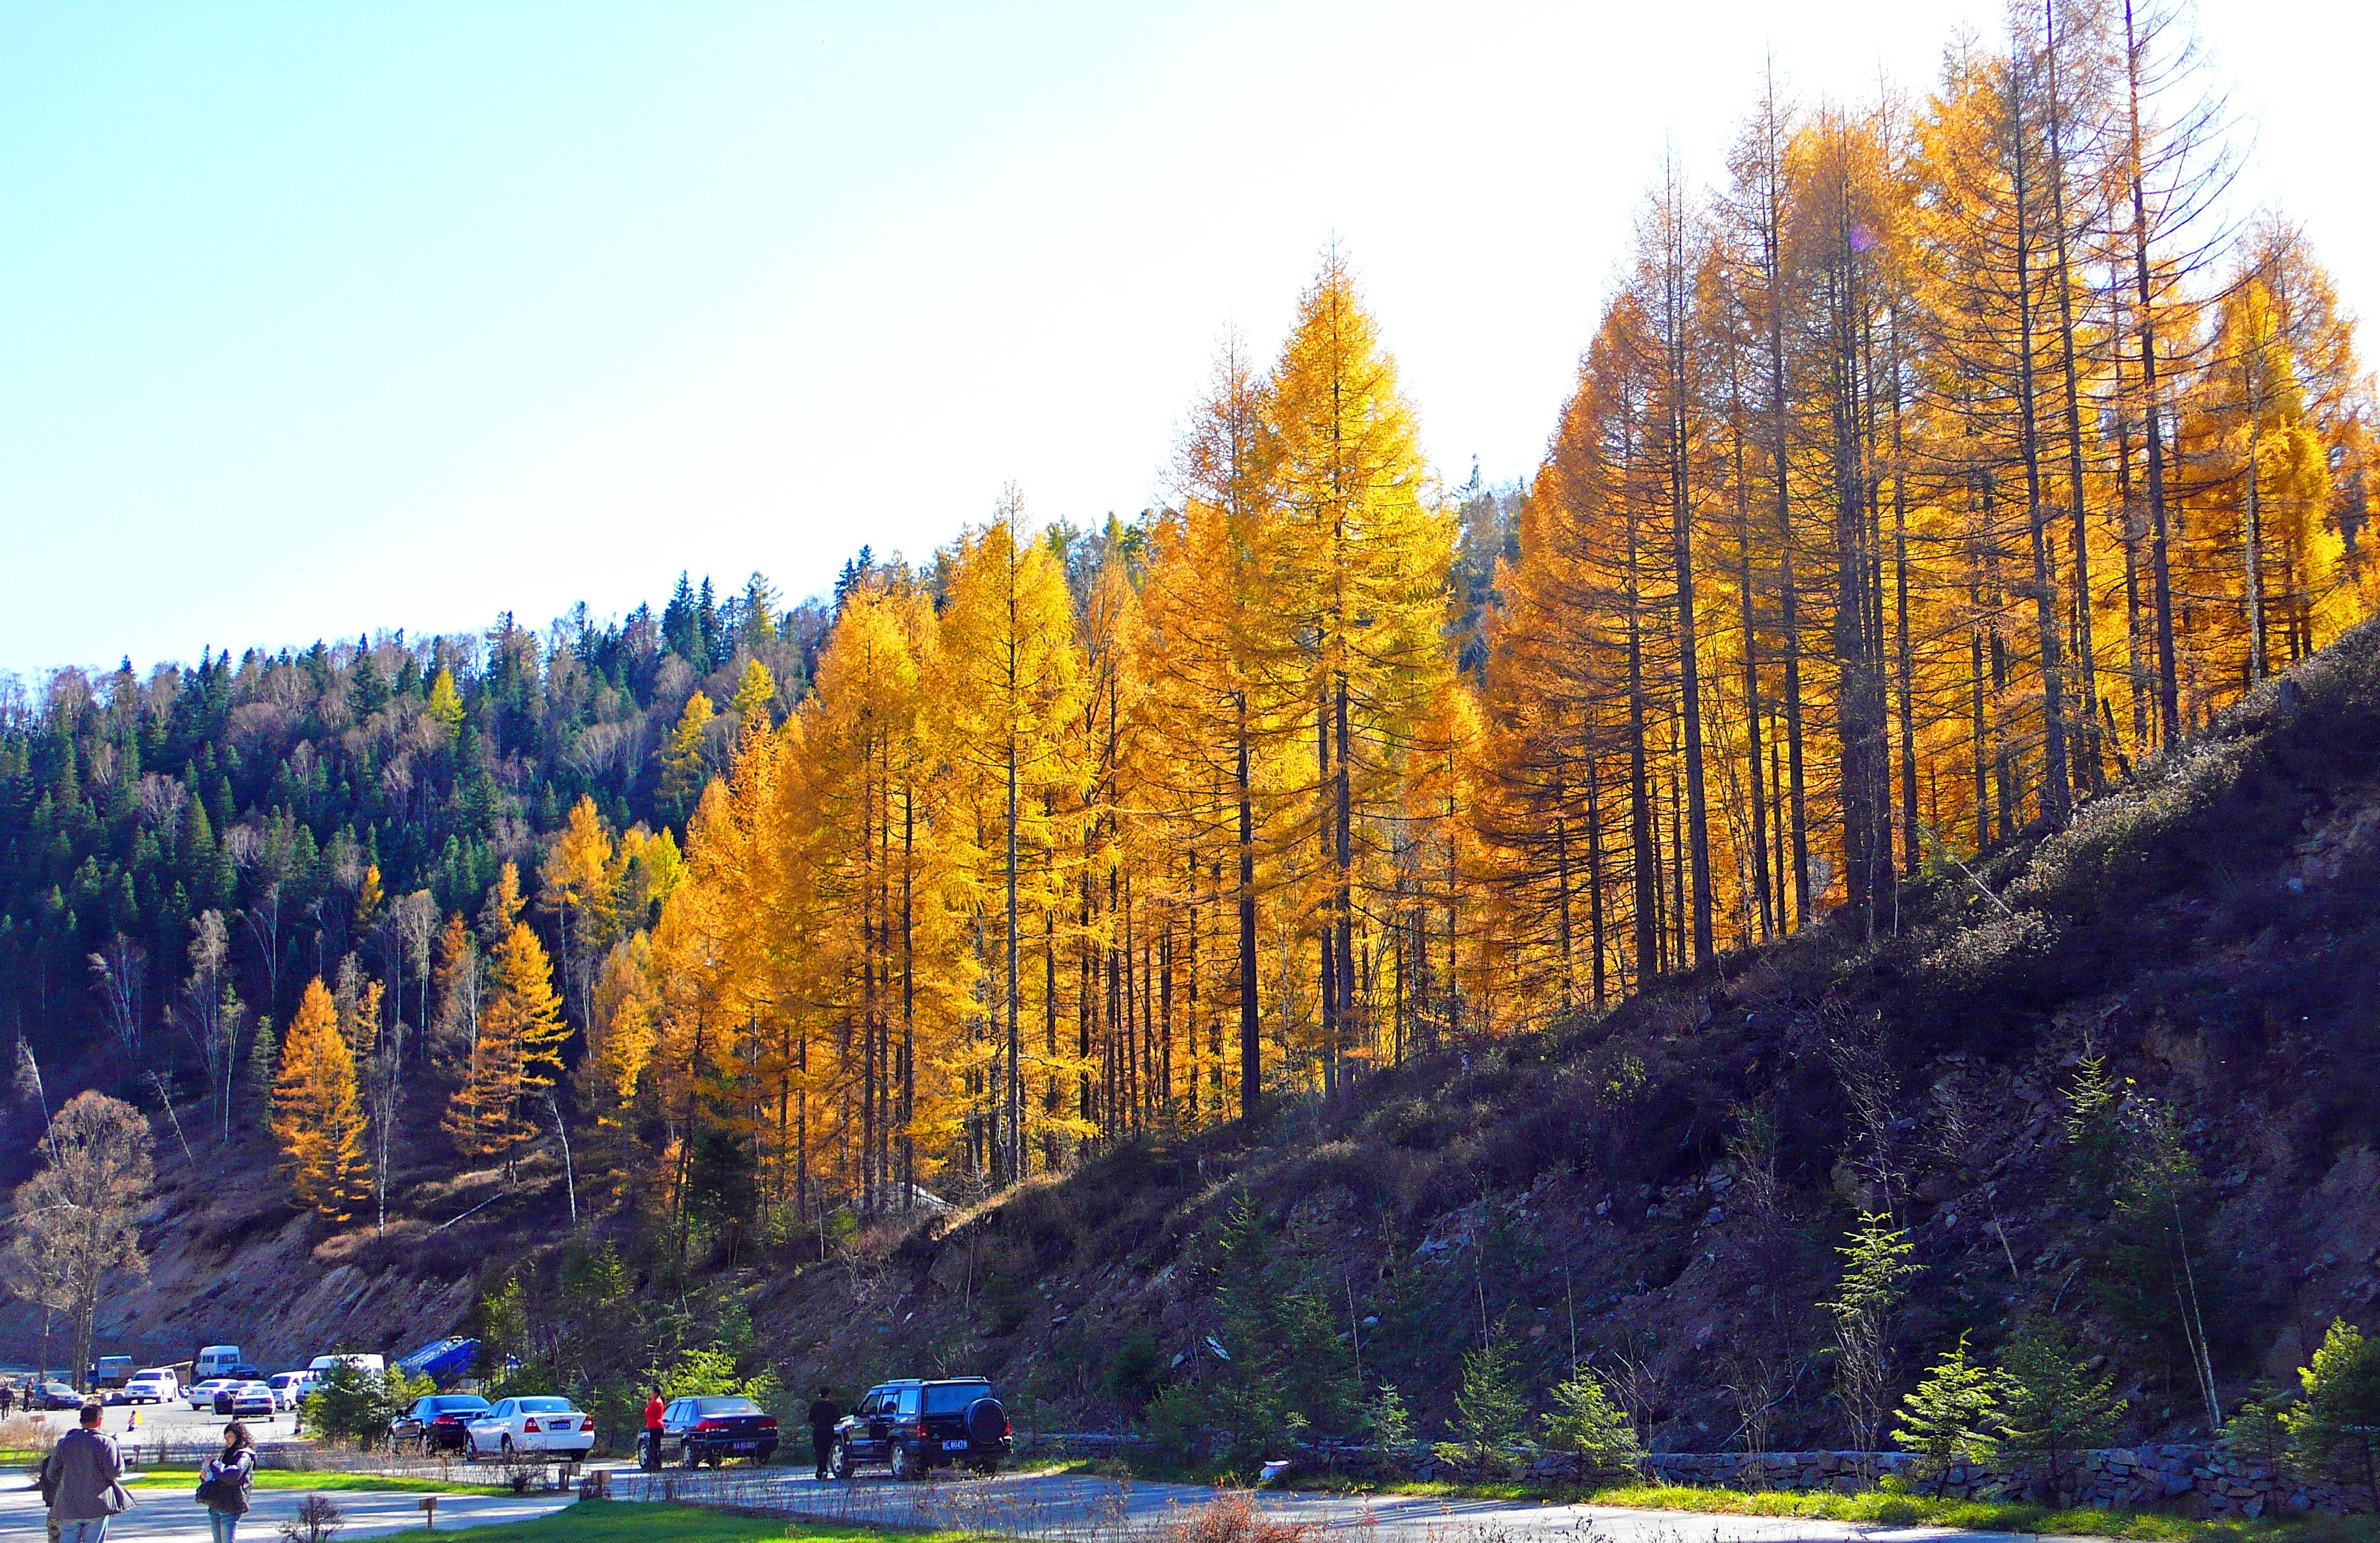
[0,1472,575,1542]
[12,1400,307,1451]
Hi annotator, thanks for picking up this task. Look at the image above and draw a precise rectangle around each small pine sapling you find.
[2283,1318,2380,1511]
[1437,1335,1526,1474]
[1366,1383,1412,1462]
[1543,1366,1645,1483]
[2218,1390,2292,1481]
[1993,1316,2121,1503]
[1826,1212,1920,1459]
[1893,1334,2003,1498]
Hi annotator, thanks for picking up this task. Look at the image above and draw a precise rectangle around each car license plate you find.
[944,1439,969,1451]
[731,1440,757,1452]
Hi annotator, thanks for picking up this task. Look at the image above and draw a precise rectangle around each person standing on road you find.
[0,1377,15,1416]
[197,1422,256,1543]
[807,1387,839,1480]
[641,1388,665,1471]
[47,1401,133,1543]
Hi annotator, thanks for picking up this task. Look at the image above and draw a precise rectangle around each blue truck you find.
[394,1336,481,1386]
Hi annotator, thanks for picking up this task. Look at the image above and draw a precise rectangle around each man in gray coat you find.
[45,1402,131,1543]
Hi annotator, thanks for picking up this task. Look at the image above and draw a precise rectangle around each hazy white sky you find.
[3,1,2370,673]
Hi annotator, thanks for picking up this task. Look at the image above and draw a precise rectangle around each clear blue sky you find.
[3,1,2370,674]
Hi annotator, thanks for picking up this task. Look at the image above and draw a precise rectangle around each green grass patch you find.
[1583,1483,2223,1537]
[365,1500,966,1543]
[123,1466,511,1496]
[1153,1464,2380,1543]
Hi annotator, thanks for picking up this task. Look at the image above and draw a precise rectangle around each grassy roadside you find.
[122,1466,513,1496]
[1254,1470,2380,1543]
[1054,1456,2379,1543]
[364,1499,967,1543]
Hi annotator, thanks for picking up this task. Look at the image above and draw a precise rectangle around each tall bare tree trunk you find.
[2010,60,2074,825]
[2125,0,2183,744]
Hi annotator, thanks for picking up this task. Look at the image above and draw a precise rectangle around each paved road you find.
[0,1471,574,1542]
[12,1401,307,1452]
[603,1465,2092,1543]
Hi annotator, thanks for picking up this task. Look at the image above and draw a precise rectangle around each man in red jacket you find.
[642,1390,665,1471]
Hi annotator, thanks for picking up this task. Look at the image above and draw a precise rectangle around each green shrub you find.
[2218,1394,2292,1477]
[2283,1318,2380,1509]
[1893,1335,2002,1498]
[1542,1368,1643,1482]
[659,1346,776,1405]
[1139,1383,1212,1468]
[1365,1383,1412,1461]
[1993,1316,2120,1503]
[1106,1331,1165,1411]
[303,1360,432,1449]
[1435,1335,1526,1474]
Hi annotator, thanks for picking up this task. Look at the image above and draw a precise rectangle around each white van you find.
[307,1352,386,1376]
[194,1345,245,1379]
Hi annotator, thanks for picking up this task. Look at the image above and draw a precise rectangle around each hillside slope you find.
[744,619,2380,1449]
[14,621,2380,1453]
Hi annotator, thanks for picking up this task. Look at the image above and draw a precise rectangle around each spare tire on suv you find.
[829,1377,1015,1479]
[964,1395,1006,1447]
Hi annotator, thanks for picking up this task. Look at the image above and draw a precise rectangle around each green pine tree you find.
[1993,1316,2121,1503]
[1543,1366,1645,1483]
[1185,1192,1360,1466]
[1366,1383,1413,1461]
[1827,1212,1920,1451]
[243,1018,279,1132]
[1894,1335,2003,1497]
[2283,1318,2380,1509]
[2219,1393,2292,1480]
[1439,1334,1526,1474]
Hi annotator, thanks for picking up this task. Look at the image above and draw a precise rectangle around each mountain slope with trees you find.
[5,0,2380,1484]
[728,614,2380,1464]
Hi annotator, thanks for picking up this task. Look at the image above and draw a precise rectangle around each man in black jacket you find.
[806,1388,839,1479]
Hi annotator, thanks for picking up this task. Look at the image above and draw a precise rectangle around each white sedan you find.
[185,1379,234,1411]
[464,1395,595,1460]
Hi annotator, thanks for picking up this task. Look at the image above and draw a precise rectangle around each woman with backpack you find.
[196,1422,255,1543]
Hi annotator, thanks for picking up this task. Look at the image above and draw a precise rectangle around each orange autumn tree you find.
[445,862,570,1159]
[934,500,1088,1183]
[1267,251,1454,1094]
[272,977,368,1220]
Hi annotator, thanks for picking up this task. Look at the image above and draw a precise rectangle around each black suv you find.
[828,1377,1011,1479]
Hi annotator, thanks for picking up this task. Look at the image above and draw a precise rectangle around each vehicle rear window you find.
[695,1396,761,1416]
[923,1383,989,1414]
[434,1398,488,1414]
[517,1397,572,1412]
